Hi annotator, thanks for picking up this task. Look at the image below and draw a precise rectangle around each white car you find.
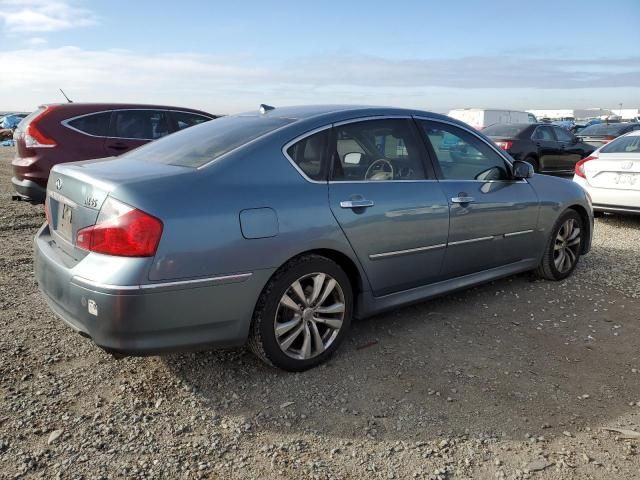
[573,130,640,215]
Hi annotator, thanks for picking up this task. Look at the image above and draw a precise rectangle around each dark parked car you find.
[576,122,640,149]
[12,103,217,203]
[35,105,593,371]
[483,123,594,174]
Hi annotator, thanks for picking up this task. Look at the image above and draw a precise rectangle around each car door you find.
[416,118,540,278]
[327,117,450,296]
[105,109,171,155]
[552,126,583,170]
[531,125,559,171]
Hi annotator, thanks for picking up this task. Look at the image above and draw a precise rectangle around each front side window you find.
[330,119,426,181]
[113,110,170,140]
[553,126,574,142]
[67,111,112,137]
[532,126,555,141]
[286,129,329,181]
[419,121,510,181]
[172,111,212,131]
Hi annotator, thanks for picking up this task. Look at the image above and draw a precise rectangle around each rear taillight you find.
[24,106,58,148]
[76,197,163,257]
[494,140,513,150]
[575,155,596,179]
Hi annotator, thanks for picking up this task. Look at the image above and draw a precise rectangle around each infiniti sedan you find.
[35,105,593,371]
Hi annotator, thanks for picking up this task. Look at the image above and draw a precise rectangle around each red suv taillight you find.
[575,155,596,179]
[76,197,163,257]
[494,140,513,150]
[23,106,58,148]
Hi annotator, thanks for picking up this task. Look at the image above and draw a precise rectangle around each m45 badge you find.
[84,196,99,208]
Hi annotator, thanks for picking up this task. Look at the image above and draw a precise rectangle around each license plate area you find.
[614,173,639,186]
[57,203,74,240]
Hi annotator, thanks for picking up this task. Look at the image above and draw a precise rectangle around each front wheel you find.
[535,209,583,280]
[248,255,353,371]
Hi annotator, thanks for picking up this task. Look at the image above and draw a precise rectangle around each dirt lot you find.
[0,147,639,480]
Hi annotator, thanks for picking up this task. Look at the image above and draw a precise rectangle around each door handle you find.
[451,196,475,204]
[340,199,374,209]
[107,143,129,151]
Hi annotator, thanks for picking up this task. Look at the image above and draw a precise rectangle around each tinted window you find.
[330,119,426,181]
[532,126,554,141]
[579,123,629,136]
[553,126,574,142]
[172,111,212,131]
[420,121,509,181]
[482,124,529,137]
[286,129,329,181]
[600,134,640,153]
[67,112,111,136]
[125,114,293,168]
[113,110,170,140]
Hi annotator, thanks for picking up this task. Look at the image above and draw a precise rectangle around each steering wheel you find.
[365,159,394,181]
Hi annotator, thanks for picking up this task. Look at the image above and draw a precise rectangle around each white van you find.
[447,109,537,130]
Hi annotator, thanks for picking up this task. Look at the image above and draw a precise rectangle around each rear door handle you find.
[451,196,475,204]
[340,199,374,209]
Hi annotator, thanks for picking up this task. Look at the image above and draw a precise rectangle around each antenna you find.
[59,89,73,103]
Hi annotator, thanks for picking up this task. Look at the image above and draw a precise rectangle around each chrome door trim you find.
[369,243,446,260]
[503,229,534,238]
[72,272,253,292]
[448,236,495,246]
[333,115,412,127]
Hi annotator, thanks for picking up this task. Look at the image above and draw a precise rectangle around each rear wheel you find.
[535,209,583,280]
[523,155,539,173]
[248,255,353,371]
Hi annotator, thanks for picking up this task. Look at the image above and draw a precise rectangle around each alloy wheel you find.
[274,272,345,360]
[553,218,581,273]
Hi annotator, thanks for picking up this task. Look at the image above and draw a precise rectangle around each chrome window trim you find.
[369,243,446,260]
[61,108,215,140]
[413,115,531,184]
[333,115,411,127]
[72,272,253,292]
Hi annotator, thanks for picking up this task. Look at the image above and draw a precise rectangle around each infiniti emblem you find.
[55,178,62,190]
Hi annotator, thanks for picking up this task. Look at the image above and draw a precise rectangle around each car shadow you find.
[163,269,640,443]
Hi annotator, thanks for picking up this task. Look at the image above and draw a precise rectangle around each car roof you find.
[40,102,215,115]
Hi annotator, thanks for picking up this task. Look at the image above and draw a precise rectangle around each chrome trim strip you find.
[369,243,446,260]
[72,272,253,291]
[448,236,495,246]
[333,115,411,127]
[46,190,78,208]
[503,229,534,238]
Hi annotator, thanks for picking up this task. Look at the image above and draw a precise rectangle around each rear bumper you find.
[11,177,46,203]
[34,224,274,355]
[574,176,640,214]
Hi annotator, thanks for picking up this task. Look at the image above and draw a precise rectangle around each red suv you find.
[12,103,216,203]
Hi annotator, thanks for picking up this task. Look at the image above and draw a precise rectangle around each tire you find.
[248,254,353,371]
[535,209,583,281]
[523,155,540,173]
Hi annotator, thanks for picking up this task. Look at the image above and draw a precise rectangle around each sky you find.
[0,0,639,114]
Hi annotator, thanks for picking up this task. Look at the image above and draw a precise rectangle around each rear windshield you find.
[578,123,628,136]
[600,134,640,153]
[123,114,294,167]
[482,124,528,137]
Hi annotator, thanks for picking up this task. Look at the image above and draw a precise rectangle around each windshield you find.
[124,114,295,167]
[600,134,640,153]
[482,124,528,137]
[578,123,628,136]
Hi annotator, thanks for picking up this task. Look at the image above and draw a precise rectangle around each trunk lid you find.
[46,157,192,261]
[583,154,640,190]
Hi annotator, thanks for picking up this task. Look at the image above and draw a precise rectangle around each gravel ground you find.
[0,147,639,479]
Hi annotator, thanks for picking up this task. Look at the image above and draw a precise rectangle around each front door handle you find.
[451,196,475,204]
[340,199,374,209]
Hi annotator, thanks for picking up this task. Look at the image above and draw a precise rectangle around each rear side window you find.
[172,111,212,131]
[67,112,112,136]
[124,114,294,168]
[579,124,626,136]
[113,110,170,140]
[286,129,329,181]
[532,127,554,141]
[553,127,574,142]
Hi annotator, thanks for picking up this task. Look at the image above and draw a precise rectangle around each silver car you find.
[35,105,593,371]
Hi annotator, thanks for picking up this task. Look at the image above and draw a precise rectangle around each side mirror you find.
[343,152,363,165]
[512,160,534,179]
[571,136,579,144]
